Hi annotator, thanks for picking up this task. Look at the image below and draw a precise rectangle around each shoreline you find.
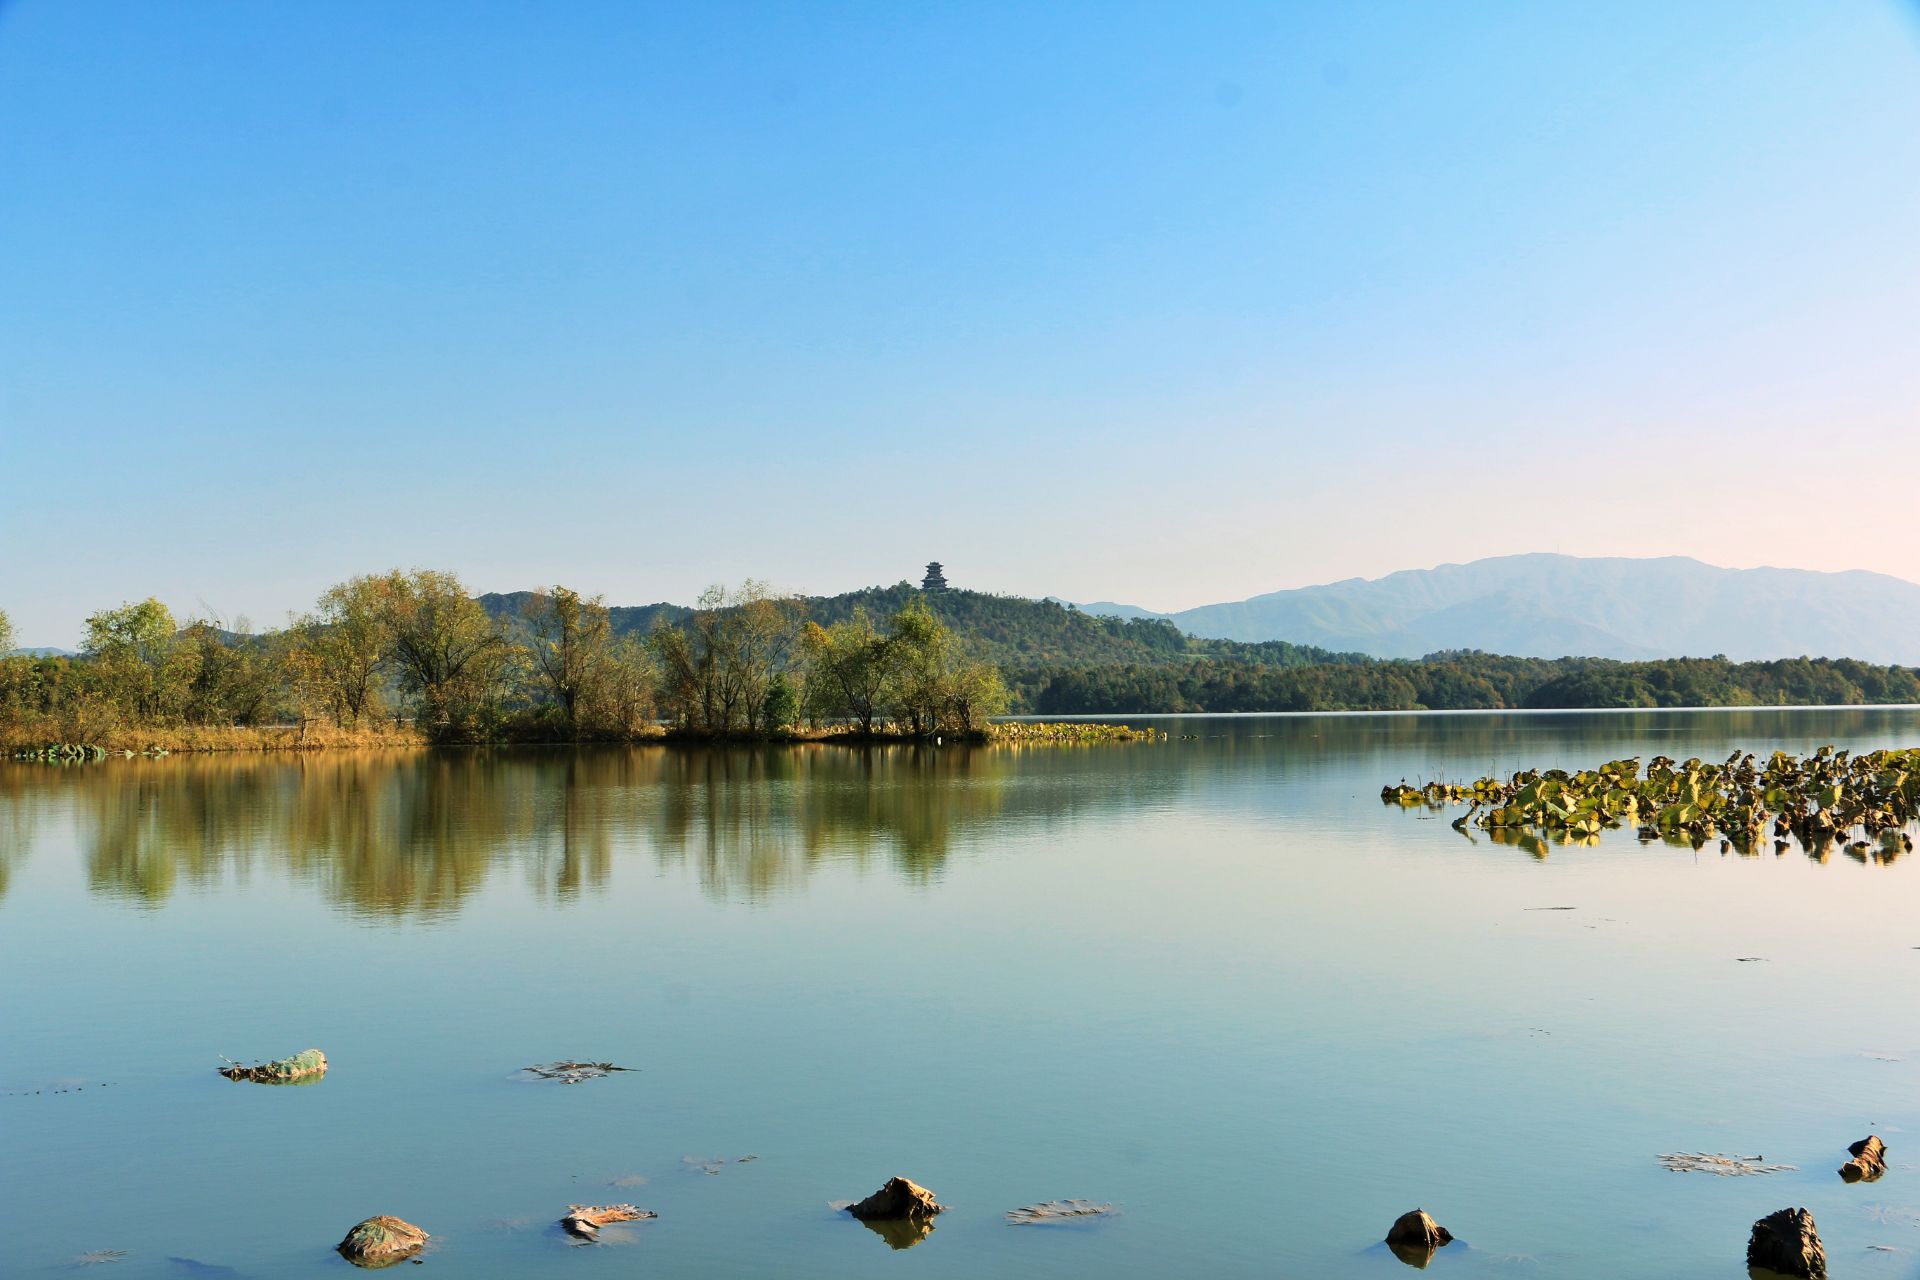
[3,719,1158,759]
[11,700,1920,758]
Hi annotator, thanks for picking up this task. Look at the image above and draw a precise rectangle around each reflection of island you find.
[645,744,1119,895]
[11,706,1909,912]
[857,1216,934,1250]
[1388,1239,1443,1269]
[5,742,1183,916]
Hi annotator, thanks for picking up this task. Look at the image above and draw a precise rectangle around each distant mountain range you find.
[1078,554,1920,664]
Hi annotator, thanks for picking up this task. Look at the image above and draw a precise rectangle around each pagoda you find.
[921,562,949,591]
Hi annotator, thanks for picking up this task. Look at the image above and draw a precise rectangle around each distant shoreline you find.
[1013,703,1920,719]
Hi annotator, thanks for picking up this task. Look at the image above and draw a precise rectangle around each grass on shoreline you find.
[2,722,427,754]
[3,719,1157,757]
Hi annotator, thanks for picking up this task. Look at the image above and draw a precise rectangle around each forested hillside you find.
[484,585,1920,714]
[483,585,1358,672]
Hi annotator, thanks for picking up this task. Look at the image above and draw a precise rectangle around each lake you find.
[6,709,1920,1278]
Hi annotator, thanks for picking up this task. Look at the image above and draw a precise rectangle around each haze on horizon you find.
[3,2,1919,647]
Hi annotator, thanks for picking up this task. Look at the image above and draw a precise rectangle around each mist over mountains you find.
[1078,554,1920,664]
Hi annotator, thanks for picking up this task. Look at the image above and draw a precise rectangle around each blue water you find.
[5,710,1920,1278]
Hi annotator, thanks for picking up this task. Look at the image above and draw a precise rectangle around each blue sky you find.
[3,2,1919,645]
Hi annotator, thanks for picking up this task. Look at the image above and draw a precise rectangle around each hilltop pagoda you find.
[921,562,949,591]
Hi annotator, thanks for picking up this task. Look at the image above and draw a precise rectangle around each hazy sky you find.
[4,2,1919,646]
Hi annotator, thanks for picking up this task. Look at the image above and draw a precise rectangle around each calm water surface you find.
[7,710,1920,1278]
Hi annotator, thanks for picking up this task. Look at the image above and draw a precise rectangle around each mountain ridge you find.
[1075,554,1920,663]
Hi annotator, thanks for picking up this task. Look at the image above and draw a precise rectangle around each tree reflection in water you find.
[0,742,1181,916]
[6,706,1915,912]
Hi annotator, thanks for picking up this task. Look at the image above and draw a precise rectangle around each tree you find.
[648,581,803,736]
[84,598,175,666]
[887,597,950,735]
[942,658,1009,731]
[0,609,26,732]
[726,581,804,735]
[276,624,333,731]
[763,674,798,733]
[178,616,277,725]
[580,635,655,737]
[878,598,1009,735]
[523,586,613,730]
[800,608,895,734]
[370,570,513,733]
[647,615,706,731]
[84,598,186,720]
[293,576,390,726]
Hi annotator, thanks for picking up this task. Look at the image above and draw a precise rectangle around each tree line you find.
[0,573,1008,747]
[1008,650,1920,713]
[8,581,1920,748]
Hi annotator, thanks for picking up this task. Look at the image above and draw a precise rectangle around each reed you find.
[2,720,425,754]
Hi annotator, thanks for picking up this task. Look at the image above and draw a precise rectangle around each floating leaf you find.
[518,1061,633,1084]
[1006,1200,1117,1225]
[1657,1152,1795,1176]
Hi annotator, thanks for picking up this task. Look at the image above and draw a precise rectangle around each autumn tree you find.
[523,586,613,730]
[370,569,514,733]
[0,609,23,731]
[177,616,277,725]
[726,581,804,735]
[275,625,332,730]
[648,582,802,735]
[291,576,390,726]
[84,598,188,721]
[581,636,655,737]
[647,615,706,732]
